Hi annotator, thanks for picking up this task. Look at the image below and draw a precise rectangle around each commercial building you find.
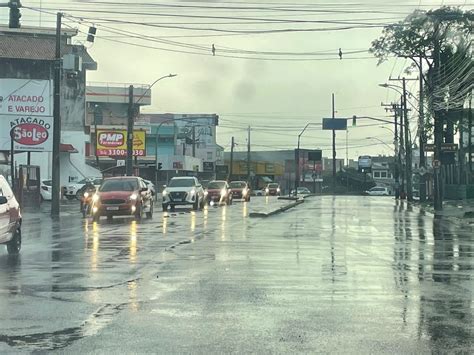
[0,25,100,187]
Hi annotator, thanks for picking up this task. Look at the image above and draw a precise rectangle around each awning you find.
[60,143,78,153]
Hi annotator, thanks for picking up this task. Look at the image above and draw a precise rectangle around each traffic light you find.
[158,163,162,170]
[9,1,22,29]
[352,115,357,127]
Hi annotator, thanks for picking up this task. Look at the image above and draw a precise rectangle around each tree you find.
[371,6,473,133]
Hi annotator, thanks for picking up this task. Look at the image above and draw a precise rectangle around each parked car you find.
[91,176,154,221]
[365,186,390,196]
[162,177,205,211]
[265,183,281,196]
[205,180,233,205]
[291,187,311,196]
[252,189,264,196]
[64,177,102,200]
[40,180,52,201]
[229,181,251,201]
[0,175,22,254]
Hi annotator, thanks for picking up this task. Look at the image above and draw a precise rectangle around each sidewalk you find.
[417,198,474,223]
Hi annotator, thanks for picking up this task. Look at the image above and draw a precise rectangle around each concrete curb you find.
[249,199,304,218]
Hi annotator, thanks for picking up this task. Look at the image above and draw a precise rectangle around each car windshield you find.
[99,179,138,192]
[268,183,279,188]
[43,180,52,186]
[208,181,226,189]
[230,182,246,188]
[169,178,195,188]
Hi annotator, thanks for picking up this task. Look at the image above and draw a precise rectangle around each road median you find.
[249,199,304,218]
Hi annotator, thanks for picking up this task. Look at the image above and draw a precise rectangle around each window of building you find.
[207,152,213,160]
[381,171,387,178]
[373,171,381,178]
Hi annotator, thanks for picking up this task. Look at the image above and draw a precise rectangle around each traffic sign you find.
[433,160,441,168]
[424,143,458,152]
[322,118,347,130]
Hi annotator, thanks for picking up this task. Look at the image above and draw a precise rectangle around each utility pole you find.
[397,97,405,199]
[419,57,426,202]
[229,136,234,180]
[126,85,134,176]
[433,23,443,211]
[247,126,251,184]
[402,77,413,201]
[51,12,62,217]
[382,101,401,199]
[332,93,336,194]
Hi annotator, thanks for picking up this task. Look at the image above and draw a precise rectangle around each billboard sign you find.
[0,79,53,152]
[0,115,53,152]
[96,129,146,156]
[0,79,53,116]
[308,150,322,162]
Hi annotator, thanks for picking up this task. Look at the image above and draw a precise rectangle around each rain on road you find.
[0,196,472,353]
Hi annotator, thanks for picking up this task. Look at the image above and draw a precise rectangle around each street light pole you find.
[295,123,313,194]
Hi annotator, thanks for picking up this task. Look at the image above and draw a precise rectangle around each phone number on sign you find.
[97,149,145,156]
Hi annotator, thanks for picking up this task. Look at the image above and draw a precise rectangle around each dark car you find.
[205,180,233,205]
[229,181,251,202]
[265,183,281,196]
[0,175,22,254]
[91,176,154,221]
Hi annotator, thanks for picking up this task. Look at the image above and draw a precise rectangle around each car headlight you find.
[265,188,269,193]
[190,189,196,195]
[220,189,226,197]
[162,190,167,196]
[130,193,138,200]
[242,189,247,196]
[204,190,208,196]
[92,194,100,203]
[277,188,281,193]
[84,192,89,198]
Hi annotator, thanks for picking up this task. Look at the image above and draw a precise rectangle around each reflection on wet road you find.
[0,196,472,353]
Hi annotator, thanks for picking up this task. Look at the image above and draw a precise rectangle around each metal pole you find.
[94,104,100,170]
[247,126,251,183]
[469,92,472,175]
[394,104,400,199]
[399,98,405,199]
[332,93,336,194]
[419,57,426,202]
[229,136,234,180]
[433,23,443,211]
[403,78,413,201]
[51,12,62,217]
[295,136,300,194]
[126,85,134,176]
[192,125,196,157]
[10,135,14,192]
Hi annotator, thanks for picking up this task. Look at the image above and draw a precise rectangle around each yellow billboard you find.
[96,129,146,157]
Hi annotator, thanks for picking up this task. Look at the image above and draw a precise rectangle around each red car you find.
[229,181,251,202]
[91,176,154,221]
[0,175,22,254]
[265,183,281,196]
[205,180,233,205]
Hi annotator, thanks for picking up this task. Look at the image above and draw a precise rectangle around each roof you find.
[60,143,78,153]
[0,31,97,69]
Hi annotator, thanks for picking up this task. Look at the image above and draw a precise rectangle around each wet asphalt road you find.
[0,196,472,353]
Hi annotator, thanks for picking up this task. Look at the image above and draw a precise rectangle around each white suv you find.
[162,177,205,211]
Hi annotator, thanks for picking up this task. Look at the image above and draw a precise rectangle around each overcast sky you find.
[2,0,470,160]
